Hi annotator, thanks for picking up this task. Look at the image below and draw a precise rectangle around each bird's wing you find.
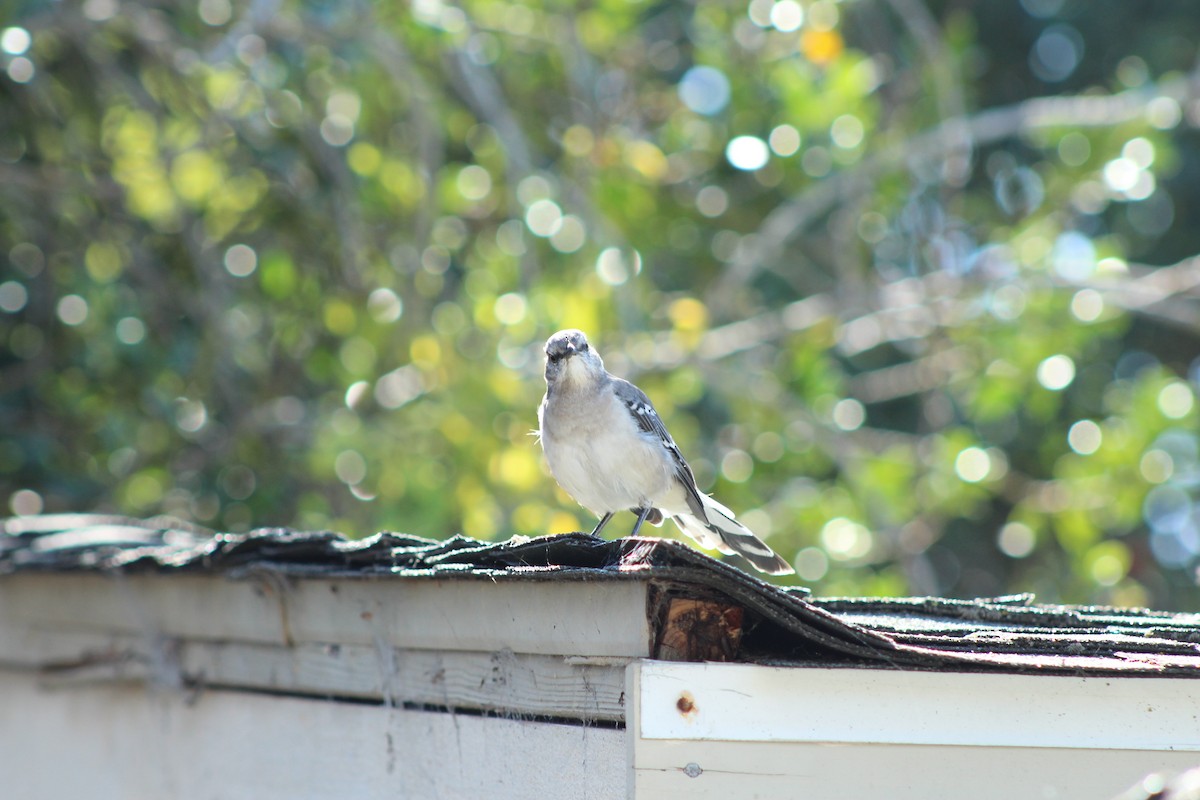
[610,378,708,518]
[611,378,793,575]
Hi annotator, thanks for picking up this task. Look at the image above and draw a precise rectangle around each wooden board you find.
[182,641,628,720]
[631,739,1195,800]
[12,632,627,721]
[634,661,1200,750]
[0,571,652,657]
[626,661,1200,800]
[0,672,626,800]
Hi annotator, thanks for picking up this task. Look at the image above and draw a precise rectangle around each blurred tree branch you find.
[717,70,1200,302]
[644,253,1200,407]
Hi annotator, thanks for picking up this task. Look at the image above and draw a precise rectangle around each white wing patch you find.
[628,401,657,419]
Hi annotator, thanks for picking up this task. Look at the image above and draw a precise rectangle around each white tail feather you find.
[671,495,794,576]
[673,513,735,555]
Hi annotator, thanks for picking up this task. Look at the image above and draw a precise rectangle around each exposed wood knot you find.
[676,690,696,717]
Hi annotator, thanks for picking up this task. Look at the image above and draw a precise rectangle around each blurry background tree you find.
[1,0,1198,606]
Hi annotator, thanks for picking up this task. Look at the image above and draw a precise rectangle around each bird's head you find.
[544,329,604,390]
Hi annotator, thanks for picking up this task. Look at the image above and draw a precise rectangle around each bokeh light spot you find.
[456,164,492,200]
[1103,157,1140,193]
[768,124,801,156]
[175,398,208,433]
[347,142,381,176]
[516,175,552,206]
[10,488,42,516]
[1067,419,1102,455]
[1030,24,1082,82]
[335,450,367,485]
[1158,381,1195,419]
[375,365,424,409]
[696,185,729,217]
[7,57,34,84]
[1036,354,1075,391]
[721,449,754,483]
[56,295,89,326]
[224,244,257,277]
[769,0,804,32]
[752,431,785,462]
[1,27,31,55]
[668,296,708,332]
[525,198,563,237]
[1070,288,1103,322]
[1087,541,1129,587]
[550,215,587,253]
[832,398,865,431]
[367,288,403,323]
[494,292,528,326]
[596,247,641,285]
[0,281,28,313]
[998,522,1036,558]
[800,28,843,64]
[1147,96,1182,130]
[1122,137,1155,169]
[319,115,354,147]
[344,380,369,409]
[830,114,864,149]
[1139,449,1174,484]
[116,317,146,345]
[821,517,873,561]
[954,446,991,483]
[678,66,731,116]
[323,299,357,336]
[726,135,770,171]
[198,0,232,25]
[1051,231,1095,281]
[747,0,774,27]
[794,547,828,581]
[562,125,594,156]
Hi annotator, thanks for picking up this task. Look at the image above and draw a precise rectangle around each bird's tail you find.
[673,495,794,576]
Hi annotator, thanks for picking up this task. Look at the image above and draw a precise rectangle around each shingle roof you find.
[4,513,1200,676]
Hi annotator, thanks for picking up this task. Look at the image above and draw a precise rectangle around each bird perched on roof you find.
[536,329,793,576]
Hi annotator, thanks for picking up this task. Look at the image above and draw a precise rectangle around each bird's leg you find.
[628,506,654,538]
[590,512,615,537]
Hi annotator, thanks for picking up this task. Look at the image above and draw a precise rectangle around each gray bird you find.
[536,329,793,576]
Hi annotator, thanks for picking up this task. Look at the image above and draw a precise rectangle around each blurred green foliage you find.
[2,0,1199,606]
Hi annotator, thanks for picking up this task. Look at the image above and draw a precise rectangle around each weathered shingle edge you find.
[3,514,1200,676]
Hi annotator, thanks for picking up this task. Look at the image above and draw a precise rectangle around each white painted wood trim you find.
[633,661,1200,751]
[630,739,1200,800]
[0,673,627,800]
[0,572,652,658]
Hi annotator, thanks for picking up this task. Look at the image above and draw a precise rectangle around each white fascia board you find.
[0,572,653,658]
[633,661,1200,751]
